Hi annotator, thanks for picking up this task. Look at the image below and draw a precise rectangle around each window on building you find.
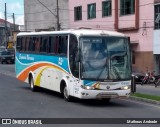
[88,3,96,19]
[74,6,82,21]
[120,0,135,16]
[102,0,112,17]
[155,4,160,29]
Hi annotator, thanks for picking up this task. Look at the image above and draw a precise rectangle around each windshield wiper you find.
[112,66,121,79]
[96,58,108,80]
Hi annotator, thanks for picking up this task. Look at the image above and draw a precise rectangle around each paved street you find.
[0,64,160,127]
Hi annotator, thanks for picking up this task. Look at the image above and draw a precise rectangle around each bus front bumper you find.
[77,89,131,99]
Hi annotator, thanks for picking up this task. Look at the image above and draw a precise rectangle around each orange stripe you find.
[17,63,68,81]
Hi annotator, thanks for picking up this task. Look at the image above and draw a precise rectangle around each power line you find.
[36,0,60,30]
[2,1,156,16]
[37,0,56,17]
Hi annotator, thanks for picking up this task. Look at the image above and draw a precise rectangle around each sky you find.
[0,0,24,25]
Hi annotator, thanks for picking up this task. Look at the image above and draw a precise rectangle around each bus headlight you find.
[81,85,95,90]
[121,85,131,90]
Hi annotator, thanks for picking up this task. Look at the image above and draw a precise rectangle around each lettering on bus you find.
[19,54,34,61]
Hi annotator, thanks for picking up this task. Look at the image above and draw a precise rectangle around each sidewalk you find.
[136,84,160,96]
[129,84,160,105]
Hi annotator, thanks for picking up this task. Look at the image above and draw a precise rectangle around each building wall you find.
[153,1,160,74]
[69,0,154,73]
[24,0,69,31]
[69,0,115,30]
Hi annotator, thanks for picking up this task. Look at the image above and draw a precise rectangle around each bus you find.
[15,29,131,102]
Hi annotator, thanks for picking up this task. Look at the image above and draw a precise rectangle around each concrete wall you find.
[24,0,69,31]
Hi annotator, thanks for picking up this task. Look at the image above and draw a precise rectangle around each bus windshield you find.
[80,36,131,80]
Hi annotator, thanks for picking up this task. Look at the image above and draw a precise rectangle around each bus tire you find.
[63,85,72,102]
[29,76,38,92]
[102,98,111,103]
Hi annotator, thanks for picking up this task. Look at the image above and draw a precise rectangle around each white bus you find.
[15,29,131,102]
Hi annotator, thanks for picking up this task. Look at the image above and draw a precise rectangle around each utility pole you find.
[5,3,8,48]
[37,0,60,31]
[56,0,60,31]
[13,13,15,31]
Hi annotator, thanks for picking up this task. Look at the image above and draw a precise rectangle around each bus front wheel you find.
[63,85,72,102]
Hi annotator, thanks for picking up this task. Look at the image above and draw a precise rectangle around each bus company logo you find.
[121,81,129,85]
[58,58,64,65]
[106,86,110,89]
[2,119,11,124]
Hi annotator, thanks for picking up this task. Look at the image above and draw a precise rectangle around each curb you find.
[129,96,160,105]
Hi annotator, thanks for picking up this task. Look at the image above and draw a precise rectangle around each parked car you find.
[0,51,15,64]
[132,72,145,84]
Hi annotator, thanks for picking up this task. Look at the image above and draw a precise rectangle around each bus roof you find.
[17,29,126,37]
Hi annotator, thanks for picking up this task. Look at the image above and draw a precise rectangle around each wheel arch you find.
[60,77,70,94]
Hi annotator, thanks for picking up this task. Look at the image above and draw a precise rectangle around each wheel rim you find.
[64,86,68,99]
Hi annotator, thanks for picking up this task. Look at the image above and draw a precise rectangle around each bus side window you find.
[16,37,22,51]
[48,36,56,54]
[55,36,59,54]
[32,37,36,52]
[35,37,41,52]
[40,36,48,53]
[59,35,68,56]
[22,37,26,52]
[29,37,35,52]
[26,37,30,52]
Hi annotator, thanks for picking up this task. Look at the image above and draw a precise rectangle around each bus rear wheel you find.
[29,76,38,92]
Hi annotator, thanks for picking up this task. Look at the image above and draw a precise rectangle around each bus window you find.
[35,37,41,52]
[32,37,36,52]
[58,36,68,56]
[69,35,79,78]
[22,37,26,51]
[16,37,22,51]
[55,36,59,53]
[28,37,36,52]
[48,36,56,54]
[40,36,48,53]
[26,37,30,52]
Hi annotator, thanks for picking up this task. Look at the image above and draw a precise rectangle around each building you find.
[0,18,19,47]
[69,0,155,73]
[154,0,160,74]
[24,0,69,31]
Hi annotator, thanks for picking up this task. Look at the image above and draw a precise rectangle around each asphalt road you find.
[0,64,160,127]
